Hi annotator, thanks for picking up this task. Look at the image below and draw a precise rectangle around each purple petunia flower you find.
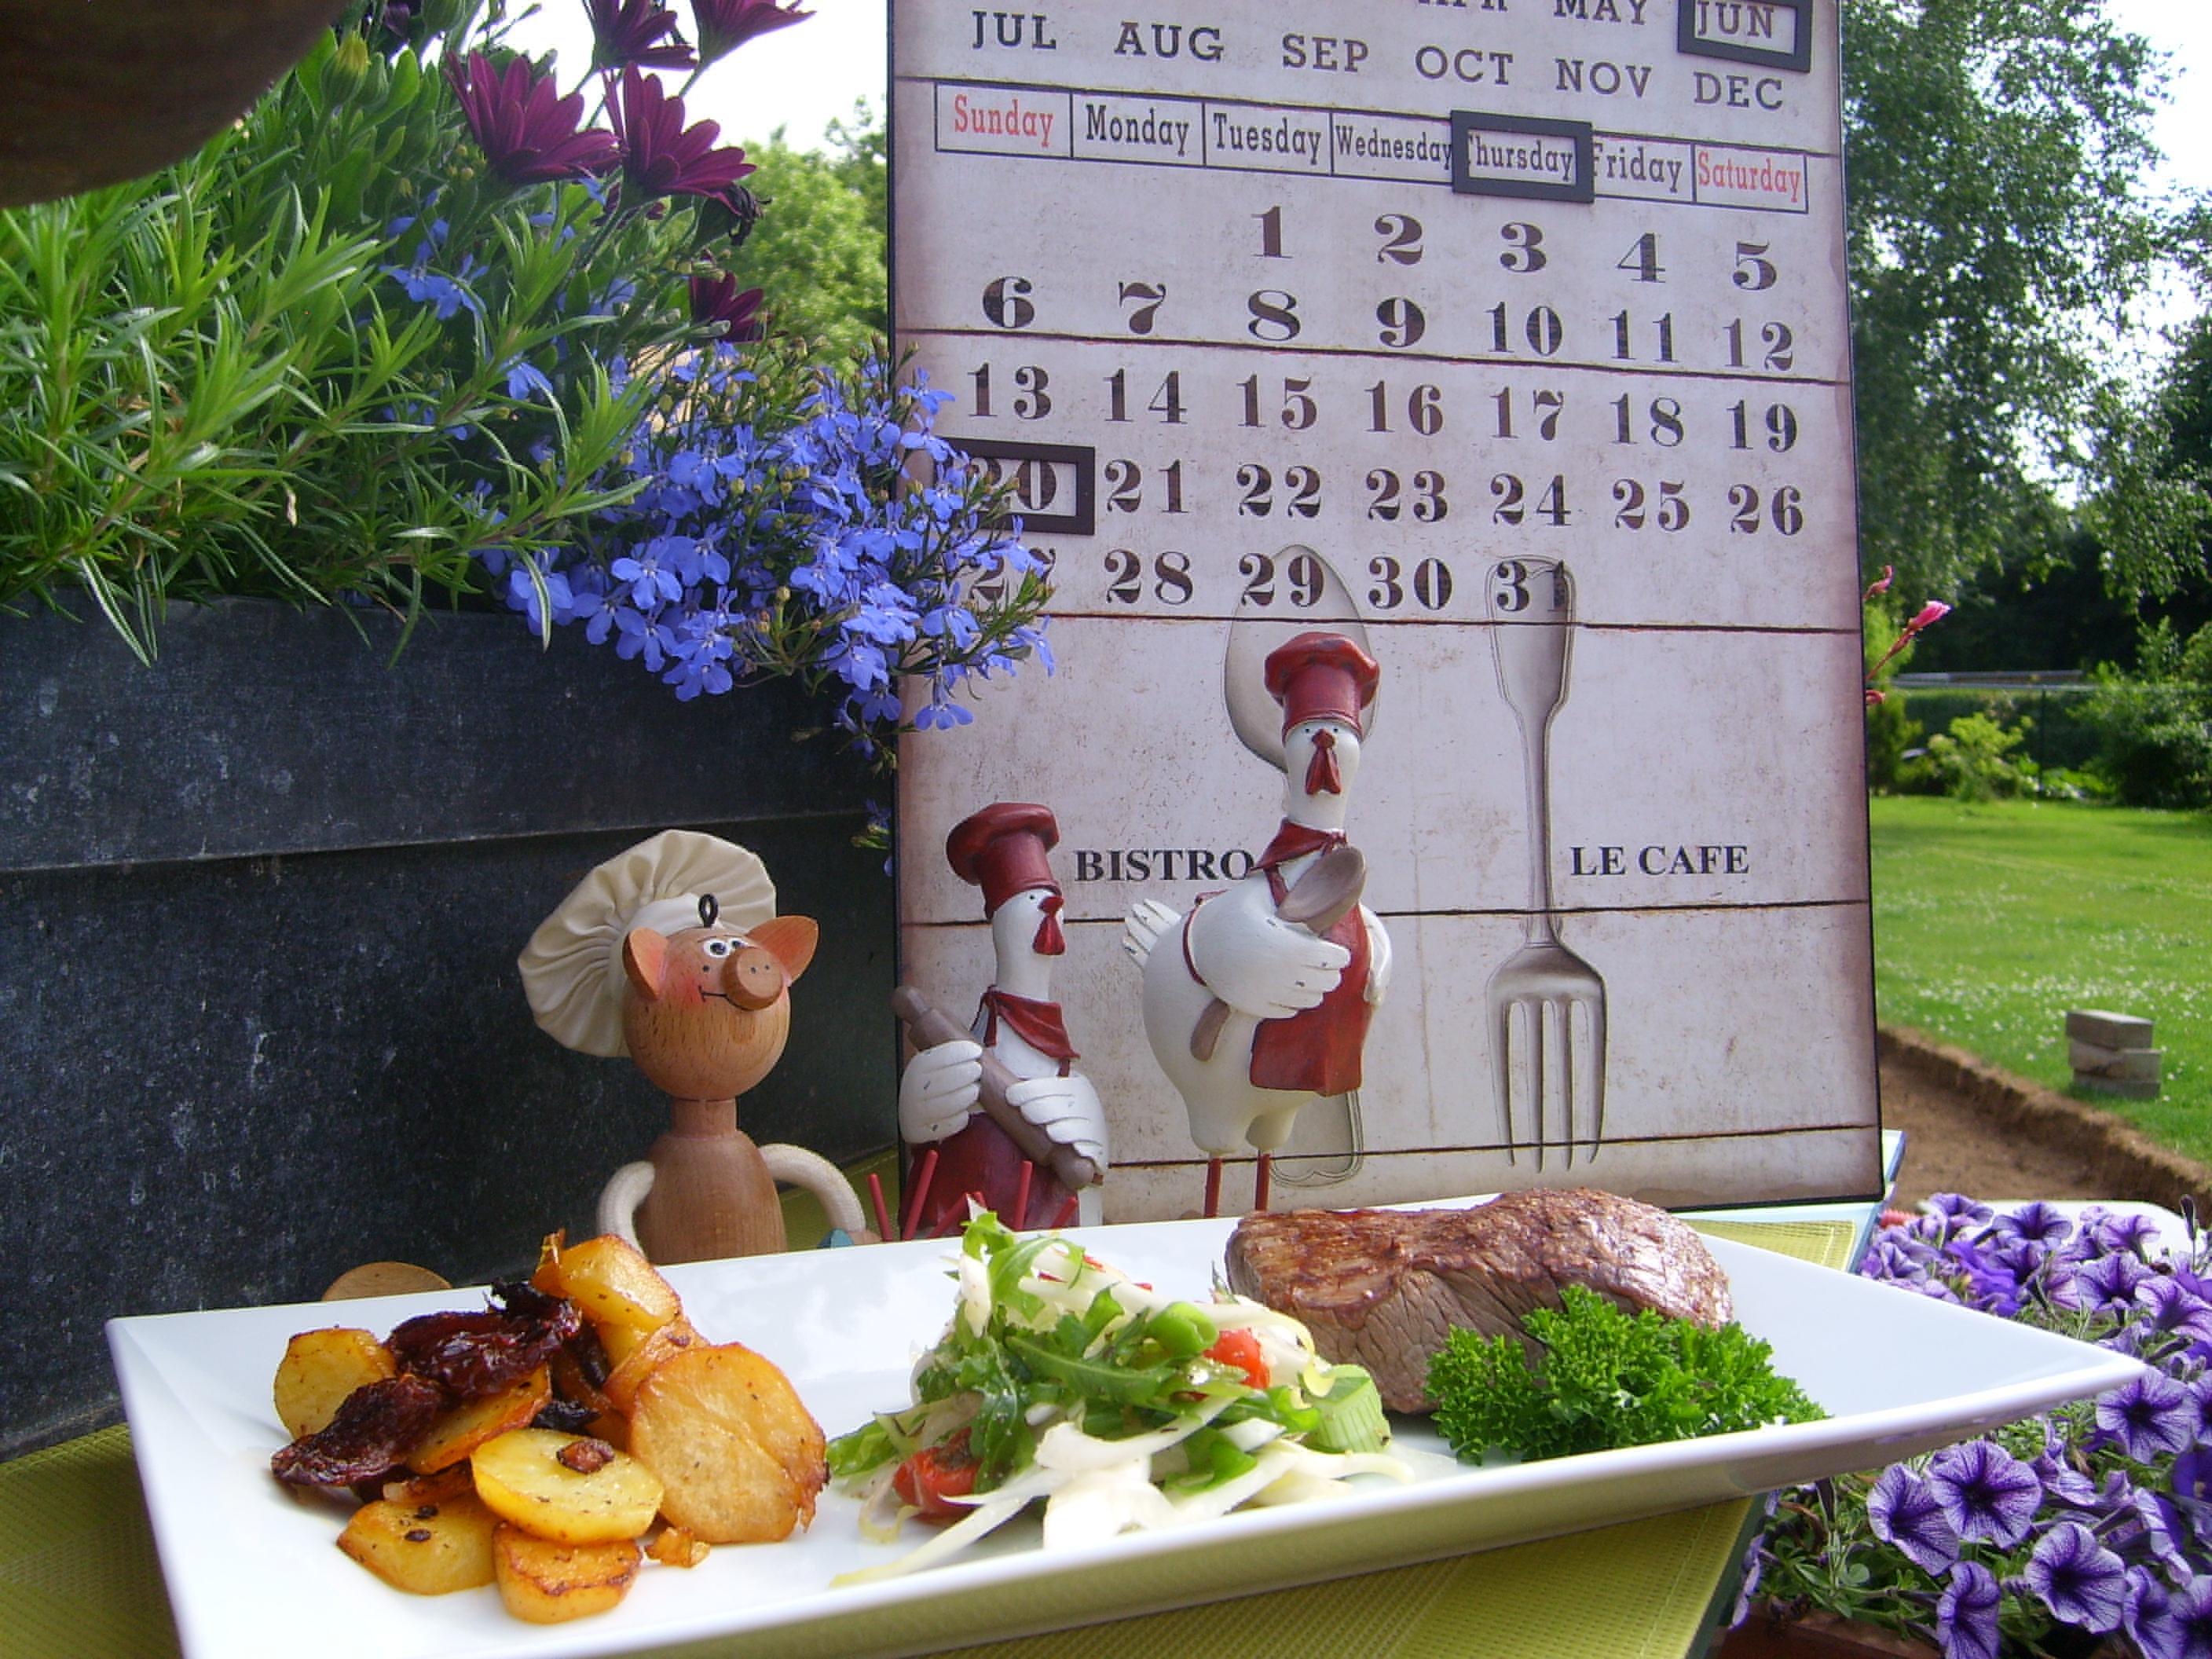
[690,0,811,66]
[609,67,756,201]
[2140,1276,2212,1347]
[1990,1202,2074,1247]
[584,0,697,71]
[1867,1464,1961,1573]
[447,53,620,188]
[1926,1440,2042,1547]
[2099,1371,2196,1463]
[2079,1250,2154,1312]
[2133,1569,2212,1659]
[2025,1520,2130,1633]
[1936,1559,2001,1659]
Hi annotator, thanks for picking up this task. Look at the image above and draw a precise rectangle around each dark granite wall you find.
[0,603,896,1457]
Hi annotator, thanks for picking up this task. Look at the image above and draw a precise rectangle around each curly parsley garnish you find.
[1425,1284,1825,1463]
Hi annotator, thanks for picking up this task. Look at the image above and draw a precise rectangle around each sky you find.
[509,2,2212,347]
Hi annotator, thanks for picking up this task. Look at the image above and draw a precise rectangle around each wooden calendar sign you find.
[891,0,1881,1218]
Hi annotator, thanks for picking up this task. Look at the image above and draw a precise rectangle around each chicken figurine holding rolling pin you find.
[1124,632,1392,1218]
[892,804,1108,1234]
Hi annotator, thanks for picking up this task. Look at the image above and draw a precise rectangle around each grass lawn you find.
[1870,796,2212,1164]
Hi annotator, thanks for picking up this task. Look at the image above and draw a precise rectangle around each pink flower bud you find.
[1865,689,1887,707]
[1908,601,1951,632]
[1862,565,1895,602]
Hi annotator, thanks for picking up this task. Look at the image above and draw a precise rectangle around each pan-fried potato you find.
[628,1343,826,1544]
[273,1328,396,1441]
[600,1317,699,1415]
[646,1525,710,1569]
[338,1492,500,1595]
[492,1526,641,1624]
[547,1236,680,1339]
[471,1427,664,1545]
[407,1368,552,1474]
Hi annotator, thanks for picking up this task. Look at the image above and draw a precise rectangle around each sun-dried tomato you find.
[385,1283,581,1399]
[531,1397,599,1434]
[271,1374,447,1488]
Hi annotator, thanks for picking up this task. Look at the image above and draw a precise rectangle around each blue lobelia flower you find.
[1935,1559,2001,1659]
[2024,1520,2130,1633]
[503,357,556,402]
[2099,1371,2197,1463]
[1867,1464,1961,1573]
[1926,1440,2042,1547]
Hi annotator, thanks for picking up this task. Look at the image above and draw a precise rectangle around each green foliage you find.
[0,5,746,658]
[1424,1284,1823,1464]
[1870,796,2212,1159]
[1844,0,2190,602]
[1865,691,1926,793]
[732,103,887,353]
[2078,631,2212,807]
[1921,711,2036,803]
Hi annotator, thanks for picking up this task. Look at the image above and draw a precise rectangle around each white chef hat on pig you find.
[519,829,777,1057]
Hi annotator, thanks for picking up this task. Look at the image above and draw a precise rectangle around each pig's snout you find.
[724,944,786,1010]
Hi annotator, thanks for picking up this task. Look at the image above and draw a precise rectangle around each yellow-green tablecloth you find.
[0,1218,1856,1659]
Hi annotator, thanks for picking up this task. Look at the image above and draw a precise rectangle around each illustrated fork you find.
[1485,558,1607,1170]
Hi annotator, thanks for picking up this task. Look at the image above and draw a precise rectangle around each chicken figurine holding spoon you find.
[1125,632,1391,1216]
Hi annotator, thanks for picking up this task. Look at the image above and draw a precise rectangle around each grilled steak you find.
[1225,1189,1733,1412]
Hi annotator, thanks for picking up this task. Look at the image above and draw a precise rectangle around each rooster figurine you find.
[1124,632,1392,1216]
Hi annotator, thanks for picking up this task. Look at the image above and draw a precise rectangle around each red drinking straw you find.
[901,1148,940,1243]
[1012,1160,1035,1232]
[1052,1193,1080,1229]
[1202,1157,1223,1220]
[1254,1153,1273,1214]
[866,1170,896,1243]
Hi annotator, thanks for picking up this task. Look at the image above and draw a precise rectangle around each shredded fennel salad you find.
[826,1214,1407,1582]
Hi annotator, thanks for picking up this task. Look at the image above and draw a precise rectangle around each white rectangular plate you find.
[108,1207,2144,1659]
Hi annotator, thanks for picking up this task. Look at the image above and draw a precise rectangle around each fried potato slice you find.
[339,1492,500,1595]
[628,1343,826,1544]
[492,1525,640,1624]
[407,1368,552,1474]
[646,1525,709,1568]
[273,1328,397,1441]
[471,1427,663,1545]
[600,1317,699,1415]
[554,1236,681,1340]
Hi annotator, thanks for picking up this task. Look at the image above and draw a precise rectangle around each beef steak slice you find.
[1224,1188,1734,1413]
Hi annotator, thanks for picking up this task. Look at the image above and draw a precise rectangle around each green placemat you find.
[0,1218,1857,1659]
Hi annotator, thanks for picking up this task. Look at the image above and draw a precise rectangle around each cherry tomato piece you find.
[893,1430,978,1522]
[1205,1328,1269,1390]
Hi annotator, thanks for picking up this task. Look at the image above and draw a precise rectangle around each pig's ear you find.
[622,926,671,1002]
[750,914,819,985]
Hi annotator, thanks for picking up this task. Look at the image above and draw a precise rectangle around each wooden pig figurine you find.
[616,909,820,1262]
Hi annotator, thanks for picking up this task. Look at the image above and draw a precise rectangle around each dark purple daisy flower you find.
[2025,1520,2130,1633]
[690,0,811,67]
[447,53,620,187]
[689,273,766,341]
[1990,1202,2074,1248]
[1926,1440,2042,1547]
[1936,1559,2001,1659]
[584,0,697,71]
[2133,1567,2212,1659]
[2098,1371,2196,1463]
[2079,1250,2153,1312]
[1868,1463,1961,1573]
[610,66,756,200]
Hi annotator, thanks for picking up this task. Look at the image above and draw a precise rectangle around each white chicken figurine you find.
[1124,632,1391,1216]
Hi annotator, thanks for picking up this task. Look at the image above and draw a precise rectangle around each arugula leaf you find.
[1426,1284,1824,1463]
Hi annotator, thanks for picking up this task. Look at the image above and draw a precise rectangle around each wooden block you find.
[2067,1009,2155,1049]
[2075,1075,2162,1101]
[2069,1042,2163,1082]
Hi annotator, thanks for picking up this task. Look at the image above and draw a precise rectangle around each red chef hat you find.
[1264,632,1380,737]
[946,802,1062,916]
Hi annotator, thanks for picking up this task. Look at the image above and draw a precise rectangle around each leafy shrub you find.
[2081,624,2212,808]
[1921,710,2037,803]
[1866,689,1928,793]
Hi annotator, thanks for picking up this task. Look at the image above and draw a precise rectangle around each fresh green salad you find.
[828,1214,1404,1580]
[1425,1283,1826,1463]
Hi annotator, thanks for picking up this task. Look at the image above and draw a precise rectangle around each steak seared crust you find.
[1224,1189,1734,1412]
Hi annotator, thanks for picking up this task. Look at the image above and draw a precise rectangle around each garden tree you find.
[730,101,885,355]
[1842,0,2196,602]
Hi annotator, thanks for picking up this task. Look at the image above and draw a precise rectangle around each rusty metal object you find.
[0,1,345,208]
